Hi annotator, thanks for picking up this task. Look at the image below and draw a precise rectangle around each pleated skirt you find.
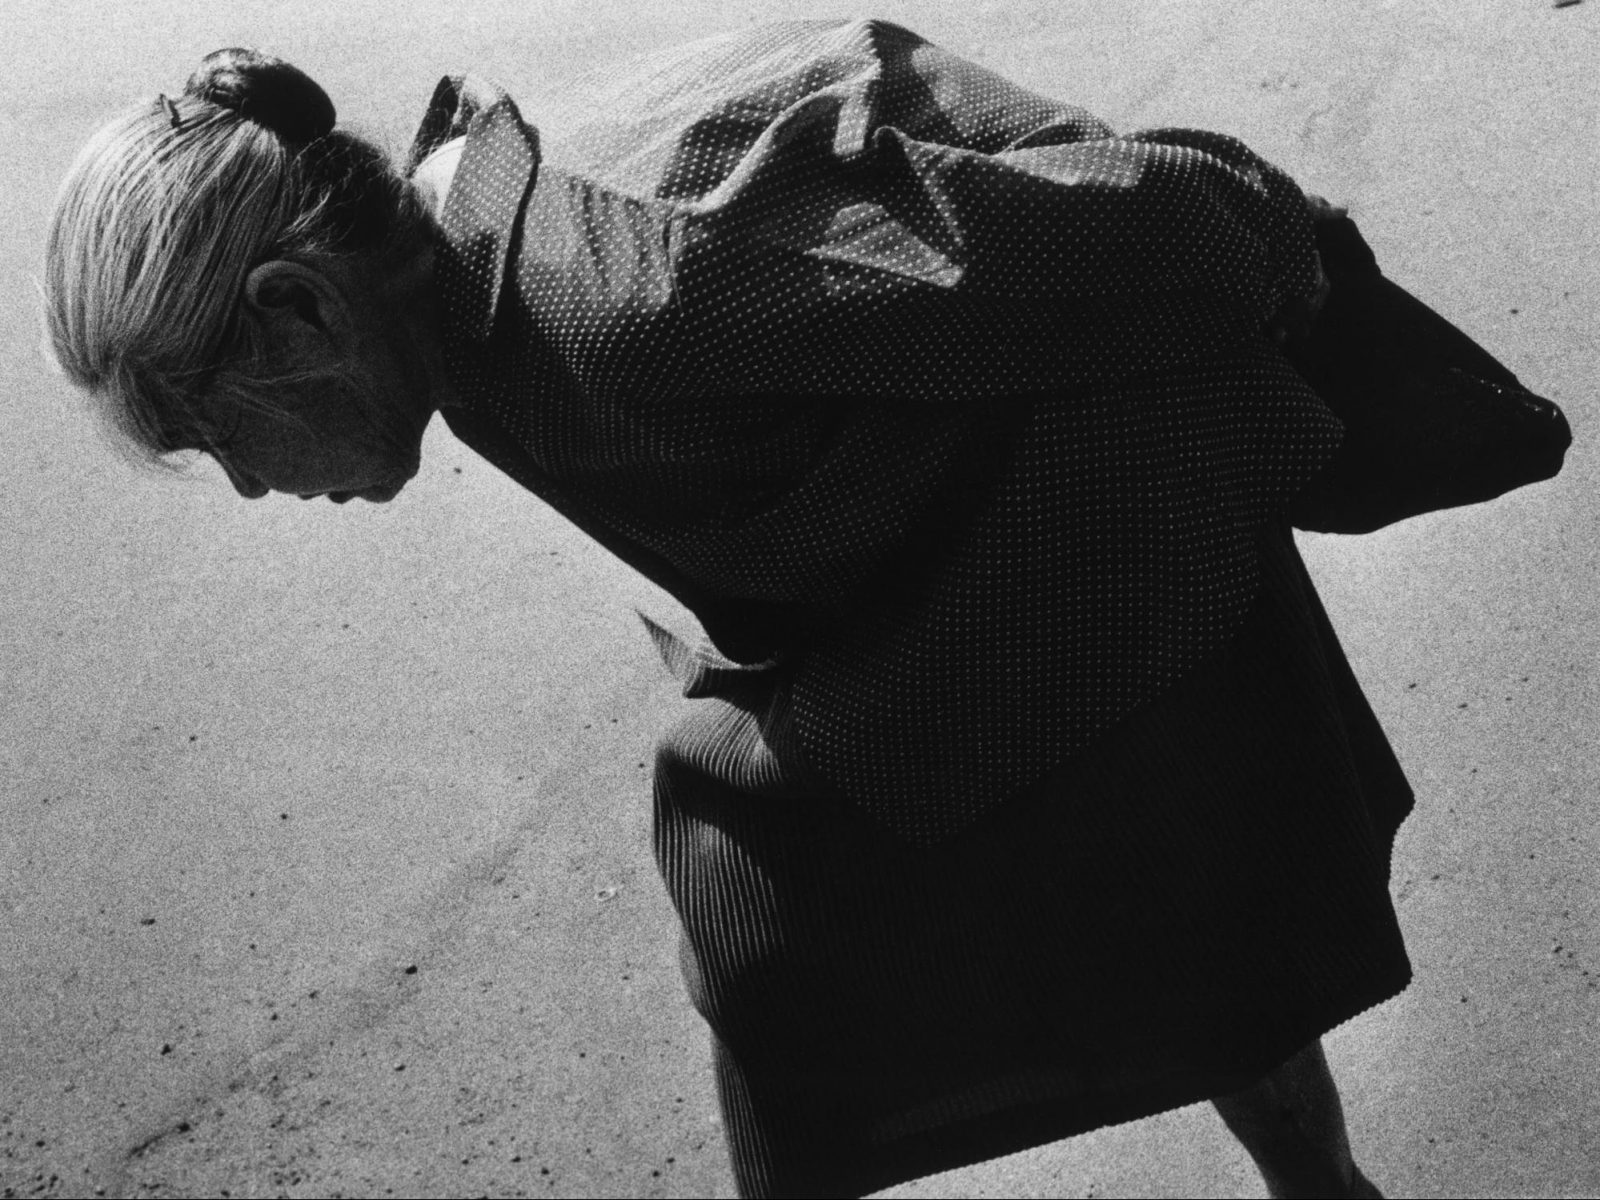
[652,524,1415,1198]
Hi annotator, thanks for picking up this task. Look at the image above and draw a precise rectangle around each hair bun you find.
[185,48,336,144]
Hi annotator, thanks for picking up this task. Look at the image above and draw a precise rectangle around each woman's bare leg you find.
[1211,1039,1381,1198]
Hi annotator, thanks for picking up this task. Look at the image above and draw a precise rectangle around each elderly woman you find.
[44,19,1566,1200]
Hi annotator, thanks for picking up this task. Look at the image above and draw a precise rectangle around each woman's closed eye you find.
[192,414,269,496]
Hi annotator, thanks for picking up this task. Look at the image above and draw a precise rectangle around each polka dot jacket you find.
[410,19,1344,846]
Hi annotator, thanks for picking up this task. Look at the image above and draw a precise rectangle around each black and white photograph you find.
[3,1,1595,1196]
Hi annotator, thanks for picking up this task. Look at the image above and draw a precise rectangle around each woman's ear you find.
[242,260,352,369]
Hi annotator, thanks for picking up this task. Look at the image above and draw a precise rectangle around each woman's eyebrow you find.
[147,417,212,455]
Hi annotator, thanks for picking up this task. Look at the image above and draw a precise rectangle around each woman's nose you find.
[215,455,269,499]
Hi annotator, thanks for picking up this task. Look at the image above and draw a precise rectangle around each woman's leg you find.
[1211,1039,1382,1198]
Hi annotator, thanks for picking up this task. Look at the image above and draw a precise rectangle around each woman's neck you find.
[396,137,467,411]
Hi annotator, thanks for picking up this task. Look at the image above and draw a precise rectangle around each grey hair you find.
[43,81,429,470]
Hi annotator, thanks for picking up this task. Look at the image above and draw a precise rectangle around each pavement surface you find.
[2,1,1597,1197]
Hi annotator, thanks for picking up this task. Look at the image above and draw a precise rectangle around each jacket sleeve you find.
[478,23,1335,647]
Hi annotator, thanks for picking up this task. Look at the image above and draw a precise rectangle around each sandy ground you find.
[2,1,1597,1196]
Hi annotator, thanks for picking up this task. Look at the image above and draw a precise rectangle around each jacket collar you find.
[409,76,540,398]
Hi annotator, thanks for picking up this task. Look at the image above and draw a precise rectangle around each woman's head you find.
[44,48,440,500]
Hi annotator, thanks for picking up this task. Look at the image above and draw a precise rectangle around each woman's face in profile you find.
[198,377,427,503]
[199,255,441,503]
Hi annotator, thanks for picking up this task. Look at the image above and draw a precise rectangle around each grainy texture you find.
[4,2,1596,1198]
[421,19,1341,844]
[653,526,1413,1196]
[411,24,1416,1195]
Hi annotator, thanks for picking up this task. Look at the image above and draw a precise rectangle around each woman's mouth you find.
[355,480,406,503]
[292,480,406,504]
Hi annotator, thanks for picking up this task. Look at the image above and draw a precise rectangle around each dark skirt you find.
[652,524,1414,1198]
